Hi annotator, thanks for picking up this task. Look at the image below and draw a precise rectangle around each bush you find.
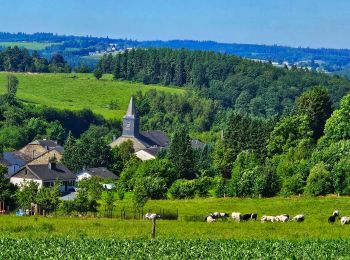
[169,179,197,199]
[133,177,167,200]
[305,163,333,196]
[195,177,213,197]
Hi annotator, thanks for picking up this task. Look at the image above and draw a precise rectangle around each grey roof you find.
[29,140,64,153]
[3,151,32,167]
[141,147,161,156]
[13,163,76,181]
[124,96,136,117]
[60,192,77,201]
[140,130,169,148]
[78,167,118,180]
[190,139,206,150]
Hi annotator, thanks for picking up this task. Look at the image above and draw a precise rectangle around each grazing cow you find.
[333,210,340,217]
[328,215,336,224]
[144,213,160,220]
[231,212,242,222]
[292,214,305,222]
[205,215,217,223]
[340,216,350,225]
[212,212,229,219]
[241,214,252,221]
[250,213,258,221]
[276,214,289,222]
[261,215,277,222]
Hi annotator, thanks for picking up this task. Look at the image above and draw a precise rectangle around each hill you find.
[1,32,350,72]
[0,73,184,119]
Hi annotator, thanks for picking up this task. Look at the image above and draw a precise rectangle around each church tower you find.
[122,96,139,137]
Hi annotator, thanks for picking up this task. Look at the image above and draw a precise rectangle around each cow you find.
[261,215,277,222]
[328,210,339,224]
[276,214,289,222]
[205,215,217,223]
[250,213,258,221]
[231,212,242,222]
[144,213,160,220]
[292,214,305,222]
[212,212,229,219]
[333,210,340,217]
[241,213,258,221]
[340,216,350,225]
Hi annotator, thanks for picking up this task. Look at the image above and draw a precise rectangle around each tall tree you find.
[167,125,195,179]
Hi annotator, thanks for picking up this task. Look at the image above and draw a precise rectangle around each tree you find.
[6,74,18,98]
[35,183,60,213]
[78,176,103,201]
[16,181,39,209]
[61,132,77,171]
[294,86,332,140]
[93,68,103,80]
[305,163,333,196]
[111,140,134,174]
[0,165,16,209]
[167,125,195,179]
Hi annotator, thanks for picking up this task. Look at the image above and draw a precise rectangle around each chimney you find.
[48,162,56,170]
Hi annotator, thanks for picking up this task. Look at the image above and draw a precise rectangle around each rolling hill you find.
[0,73,184,119]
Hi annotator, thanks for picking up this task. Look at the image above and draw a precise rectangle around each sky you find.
[0,0,349,49]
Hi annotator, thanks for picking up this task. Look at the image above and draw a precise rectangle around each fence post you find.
[151,218,156,239]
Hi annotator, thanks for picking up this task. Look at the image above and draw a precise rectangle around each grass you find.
[0,73,184,119]
[0,41,58,50]
[2,196,350,240]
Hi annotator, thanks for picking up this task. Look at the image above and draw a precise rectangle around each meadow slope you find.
[0,73,183,119]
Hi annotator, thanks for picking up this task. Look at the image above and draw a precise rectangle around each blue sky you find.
[0,0,349,48]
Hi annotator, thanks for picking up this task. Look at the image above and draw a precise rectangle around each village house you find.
[10,161,76,193]
[76,167,118,182]
[2,139,63,177]
[110,96,205,160]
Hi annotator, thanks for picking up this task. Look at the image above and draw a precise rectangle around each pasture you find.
[2,196,350,240]
[0,41,57,50]
[0,73,184,119]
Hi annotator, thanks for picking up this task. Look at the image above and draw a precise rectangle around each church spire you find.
[125,96,136,117]
[122,96,139,137]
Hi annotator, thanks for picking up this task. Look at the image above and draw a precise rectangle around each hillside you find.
[0,73,184,119]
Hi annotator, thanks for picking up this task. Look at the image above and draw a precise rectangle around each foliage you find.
[78,176,103,201]
[133,176,167,201]
[305,163,333,196]
[35,183,60,213]
[15,181,39,209]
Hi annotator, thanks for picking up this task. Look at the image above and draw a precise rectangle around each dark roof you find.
[78,167,118,180]
[30,140,64,153]
[13,163,76,181]
[141,147,161,156]
[140,130,169,148]
[3,151,32,167]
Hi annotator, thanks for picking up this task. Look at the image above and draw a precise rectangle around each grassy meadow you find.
[0,73,184,119]
[2,196,350,240]
[0,41,57,50]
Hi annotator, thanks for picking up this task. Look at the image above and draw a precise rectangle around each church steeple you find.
[122,96,139,137]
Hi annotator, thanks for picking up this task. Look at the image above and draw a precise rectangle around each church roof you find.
[140,130,169,147]
[124,96,136,117]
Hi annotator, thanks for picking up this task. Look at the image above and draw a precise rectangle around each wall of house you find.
[10,177,43,188]
[7,165,21,177]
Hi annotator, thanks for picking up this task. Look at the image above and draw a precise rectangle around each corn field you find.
[1,237,350,259]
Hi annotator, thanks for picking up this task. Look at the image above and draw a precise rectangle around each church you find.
[110,96,170,160]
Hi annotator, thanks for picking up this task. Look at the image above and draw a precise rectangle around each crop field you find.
[0,41,57,50]
[2,197,350,258]
[1,237,350,259]
[0,73,184,119]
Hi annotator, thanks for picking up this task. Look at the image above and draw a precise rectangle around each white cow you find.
[340,216,350,225]
[205,215,217,223]
[276,215,289,222]
[292,214,305,222]
[212,212,229,218]
[261,215,277,222]
[231,212,242,222]
[333,210,340,217]
[144,213,160,220]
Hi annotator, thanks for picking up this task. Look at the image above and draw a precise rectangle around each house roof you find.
[190,139,206,150]
[12,163,76,181]
[77,167,118,180]
[135,147,160,161]
[3,151,32,167]
[140,130,169,147]
[28,140,64,153]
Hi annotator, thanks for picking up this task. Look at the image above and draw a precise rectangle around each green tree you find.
[167,125,195,179]
[0,165,16,208]
[16,181,39,209]
[6,74,18,98]
[35,182,60,213]
[305,163,333,196]
[93,68,103,80]
[294,86,332,140]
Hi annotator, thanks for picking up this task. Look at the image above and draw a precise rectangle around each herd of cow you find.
[143,210,350,225]
[204,212,305,223]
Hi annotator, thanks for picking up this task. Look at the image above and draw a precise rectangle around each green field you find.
[0,73,184,119]
[0,41,57,50]
[2,196,350,240]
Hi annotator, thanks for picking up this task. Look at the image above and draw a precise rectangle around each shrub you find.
[305,163,333,196]
[169,179,197,199]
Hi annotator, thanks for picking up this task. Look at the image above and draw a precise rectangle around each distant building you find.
[2,139,64,177]
[76,167,118,182]
[110,97,204,160]
[10,162,76,193]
